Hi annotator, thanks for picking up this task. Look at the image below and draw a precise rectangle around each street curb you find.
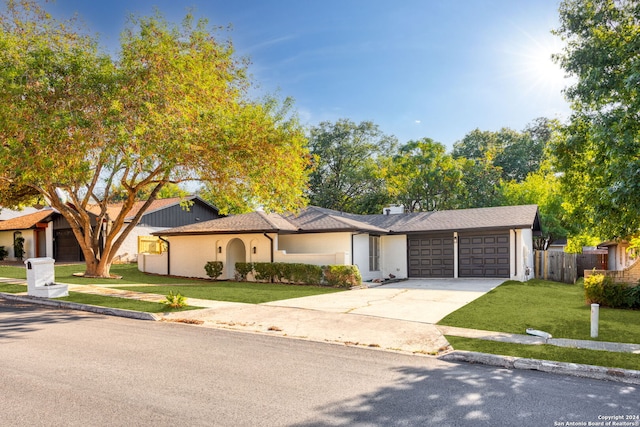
[0,292,160,321]
[439,350,640,385]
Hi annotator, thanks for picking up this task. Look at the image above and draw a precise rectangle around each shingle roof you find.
[283,206,389,233]
[89,196,205,221]
[156,211,298,235]
[385,205,541,233]
[155,204,540,236]
[0,209,55,231]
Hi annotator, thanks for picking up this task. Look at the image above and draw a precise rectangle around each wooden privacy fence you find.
[534,250,577,284]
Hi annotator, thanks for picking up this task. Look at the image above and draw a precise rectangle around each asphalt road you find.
[1,299,638,427]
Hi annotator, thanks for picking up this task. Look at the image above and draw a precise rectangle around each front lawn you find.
[110,282,344,304]
[0,263,344,304]
[438,279,640,344]
[446,336,640,371]
[57,292,199,313]
[0,283,28,293]
[0,263,220,285]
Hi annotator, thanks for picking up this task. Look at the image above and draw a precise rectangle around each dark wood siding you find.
[138,200,220,227]
[458,232,510,278]
[407,233,455,278]
[54,229,84,262]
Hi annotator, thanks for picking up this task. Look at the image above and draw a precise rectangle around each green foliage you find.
[234,262,254,281]
[252,262,323,284]
[0,1,309,278]
[384,138,464,212]
[501,164,570,242]
[322,265,362,288]
[204,261,223,280]
[13,236,24,260]
[583,274,635,309]
[288,263,323,285]
[253,262,282,282]
[452,121,553,184]
[0,246,8,261]
[161,290,187,308]
[552,0,640,239]
[625,285,640,309]
[307,119,397,214]
[564,233,601,254]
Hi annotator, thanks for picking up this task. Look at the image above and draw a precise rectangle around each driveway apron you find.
[263,278,503,324]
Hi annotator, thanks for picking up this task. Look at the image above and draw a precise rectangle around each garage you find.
[54,229,84,262]
[458,232,510,278]
[407,234,454,278]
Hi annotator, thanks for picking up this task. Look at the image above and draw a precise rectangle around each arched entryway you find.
[226,239,246,280]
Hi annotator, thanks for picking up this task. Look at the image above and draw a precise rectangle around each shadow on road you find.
[0,297,90,339]
[293,364,638,426]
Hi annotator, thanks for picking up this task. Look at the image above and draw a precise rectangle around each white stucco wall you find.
[0,230,37,260]
[138,252,168,275]
[278,232,351,254]
[113,226,169,262]
[382,235,408,280]
[510,228,534,281]
[165,233,275,279]
[352,234,373,281]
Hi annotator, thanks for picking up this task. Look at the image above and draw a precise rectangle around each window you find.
[369,235,380,271]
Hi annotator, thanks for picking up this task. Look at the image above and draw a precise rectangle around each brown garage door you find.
[458,232,510,278]
[408,234,454,278]
[54,229,84,262]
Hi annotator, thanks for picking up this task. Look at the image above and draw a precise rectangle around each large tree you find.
[552,0,640,239]
[0,1,309,277]
[501,163,570,248]
[307,119,396,214]
[384,138,464,212]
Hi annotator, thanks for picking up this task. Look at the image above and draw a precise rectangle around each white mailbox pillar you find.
[25,257,68,298]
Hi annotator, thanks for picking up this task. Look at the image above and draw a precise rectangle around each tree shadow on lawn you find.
[292,363,638,426]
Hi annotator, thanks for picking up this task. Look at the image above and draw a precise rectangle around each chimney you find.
[382,205,404,215]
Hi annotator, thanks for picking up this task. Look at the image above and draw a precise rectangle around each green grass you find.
[446,336,640,371]
[110,282,344,304]
[0,263,343,304]
[439,279,640,344]
[0,282,198,313]
[56,292,199,313]
[0,263,207,285]
[0,282,27,293]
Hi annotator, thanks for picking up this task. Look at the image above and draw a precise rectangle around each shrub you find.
[234,262,254,281]
[13,236,24,260]
[204,261,224,280]
[161,291,187,308]
[0,246,8,261]
[253,262,282,282]
[625,285,640,309]
[584,274,633,308]
[289,263,323,285]
[323,265,362,288]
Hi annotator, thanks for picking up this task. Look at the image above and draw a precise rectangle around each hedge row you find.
[584,274,640,309]
[236,262,361,288]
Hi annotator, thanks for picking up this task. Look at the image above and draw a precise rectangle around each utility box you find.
[25,257,68,298]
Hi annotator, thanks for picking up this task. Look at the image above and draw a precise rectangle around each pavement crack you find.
[345,289,409,313]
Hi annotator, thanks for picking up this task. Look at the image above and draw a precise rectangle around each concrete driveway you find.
[263,278,504,324]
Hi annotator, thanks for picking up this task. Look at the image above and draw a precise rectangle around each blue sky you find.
[47,0,571,149]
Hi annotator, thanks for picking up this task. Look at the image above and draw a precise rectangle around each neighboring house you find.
[141,204,541,282]
[90,196,222,262]
[0,209,56,260]
[0,196,220,263]
[584,240,640,284]
[597,240,633,272]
